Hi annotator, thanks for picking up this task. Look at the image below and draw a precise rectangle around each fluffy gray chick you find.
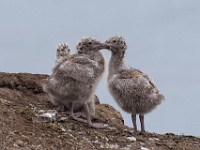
[43,37,108,128]
[44,42,97,114]
[105,35,164,133]
[48,43,97,113]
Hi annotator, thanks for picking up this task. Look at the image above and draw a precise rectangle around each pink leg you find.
[70,102,107,129]
[131,113,138,133]
[70,102,87,123]
[139,114,145,132]
[83,102,107,129]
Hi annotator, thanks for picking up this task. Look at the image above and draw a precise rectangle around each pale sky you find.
[0,0,200,136]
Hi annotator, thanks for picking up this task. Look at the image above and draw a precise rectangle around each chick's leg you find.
[139,114,145,133]
[131,113,138,133]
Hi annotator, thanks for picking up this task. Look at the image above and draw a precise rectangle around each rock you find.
[108,143,119,149]
[95,104,124,126]
[149,137,160,141]
[0,98,11,105]
[1,72,200,150]
[0,72,48,93]
[127,136,137,142]
[140,147,149,150]
[14,140,25,147]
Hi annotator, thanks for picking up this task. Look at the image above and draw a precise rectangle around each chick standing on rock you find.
[45,43,100,113]
[43,37,108,128]
[105,35,164,133]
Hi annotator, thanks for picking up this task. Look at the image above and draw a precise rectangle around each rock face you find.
[0,72,200,150]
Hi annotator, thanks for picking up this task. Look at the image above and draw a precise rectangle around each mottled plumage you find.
[43,37,108,128]
[53,43,71,74]
[105,35,164,133]
[43,43,70,111]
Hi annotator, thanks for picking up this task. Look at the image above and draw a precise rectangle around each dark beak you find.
[105,43,118,52]
[92,43,110,50]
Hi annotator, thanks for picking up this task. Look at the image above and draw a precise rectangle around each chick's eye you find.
[88,42,92,45]
[113,40,116,43]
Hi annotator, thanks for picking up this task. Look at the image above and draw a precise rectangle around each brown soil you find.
[0,72,200,150]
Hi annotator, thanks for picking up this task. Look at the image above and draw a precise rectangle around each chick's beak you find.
[104,43,118,52]
[92,43,110,50]
[105,40,119,51]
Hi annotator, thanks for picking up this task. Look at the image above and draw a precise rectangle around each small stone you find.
[104,137,109,142]
[69,134,74,138]
[60,127,66,132]
[108,126,117,131]
[77,131,85,135]
[149,137,160,141]
[31,145,42,149]
[109,143,119,149]
[140,142,145,146]
[14,140,24,147]
[127,136,137,142]
[0,98,11,105]
[120,147,130,150]
[141,147,149,150]
[100,144,104,149]
[100,143,109,149]
[168,145,173,149]
[93,139,99,144]
[57,116,68,123]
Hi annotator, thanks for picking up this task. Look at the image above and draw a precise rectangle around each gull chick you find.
[43,37,108,128]
[105,35,164,133]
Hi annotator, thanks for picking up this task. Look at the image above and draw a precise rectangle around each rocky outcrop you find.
[0,72,200,150]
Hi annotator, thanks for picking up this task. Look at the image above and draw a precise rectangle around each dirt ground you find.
[0,72,200,150]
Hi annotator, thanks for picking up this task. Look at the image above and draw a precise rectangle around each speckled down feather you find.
[108,68,164,114]
[43,38,106,116]
[106,35,164,115]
